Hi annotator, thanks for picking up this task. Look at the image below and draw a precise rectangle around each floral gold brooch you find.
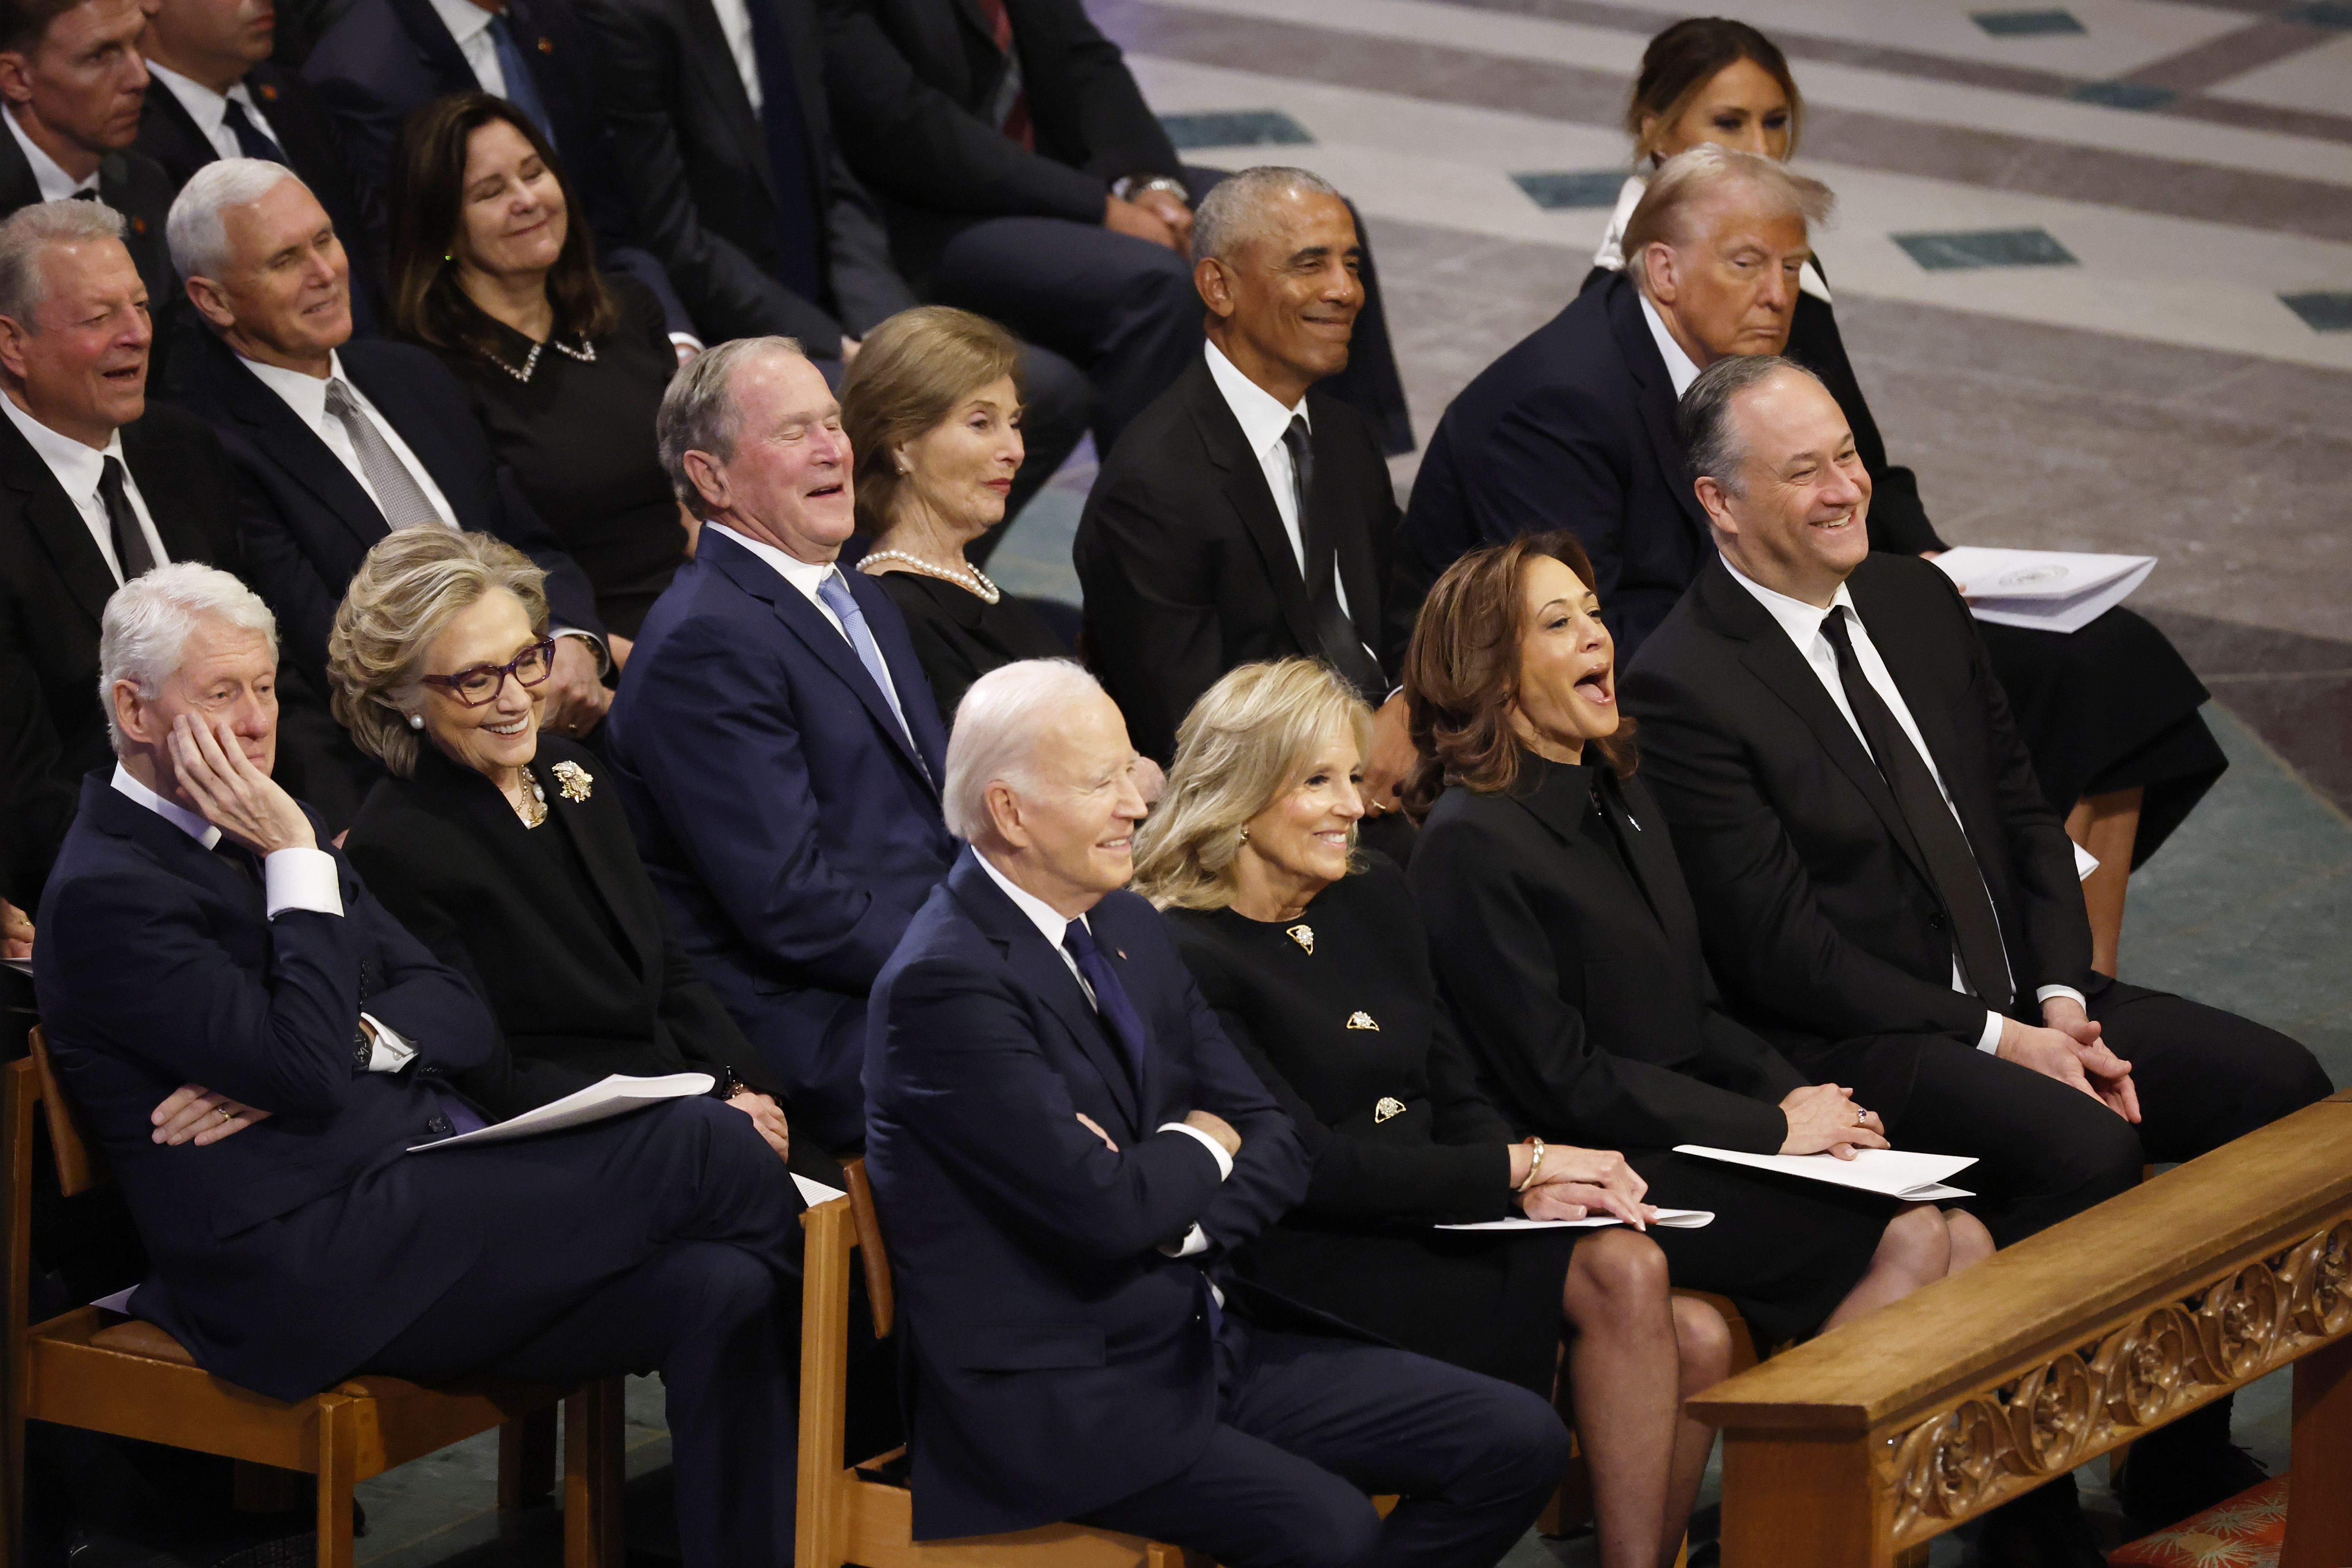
[1374,1097,1405,1123]
[551,759,593,803]
[1286,923,1314,954]
[1346,1011,1379,1031]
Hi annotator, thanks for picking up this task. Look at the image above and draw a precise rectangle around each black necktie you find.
[70,188,98,201]
[220,95,287,163]
[1063,918,1147,1085]
[99,456,157,581]
[1280,416,1382,699]
[741,0,823,301]
[1819,611,2014,1013]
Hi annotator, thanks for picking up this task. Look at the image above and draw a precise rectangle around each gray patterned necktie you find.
[323,378,442,528]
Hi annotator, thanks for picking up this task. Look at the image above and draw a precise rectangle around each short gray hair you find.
[1678,354,1823,497]
[1192,166,1343,265]
[167,158,304,282]
[656,335,805,508]
[0,200,127,328]
[98,562,278,754]
[943,659,1106,841]
[1621,144,1832,276]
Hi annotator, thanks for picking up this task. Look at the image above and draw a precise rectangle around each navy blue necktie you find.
[487,14,556,146]
[740,0,823,300]
[1063,919,1147,1084]
[220,95,287,163]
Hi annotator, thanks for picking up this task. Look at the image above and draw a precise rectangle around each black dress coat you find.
[423,276,686,638]
[868,568,1067,725]
[1075,353,1400,764]
[1167,859,1575,1396]
[0,404,239,906]
[1411,755,1887,1345]
[343,735,789,1121]
[0,130,188,383]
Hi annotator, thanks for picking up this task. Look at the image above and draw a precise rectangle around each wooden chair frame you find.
[2,1034,626,1568]
[795,1160,1193,1568]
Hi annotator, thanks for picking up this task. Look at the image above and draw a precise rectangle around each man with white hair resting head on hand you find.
[862,656,1568,1568]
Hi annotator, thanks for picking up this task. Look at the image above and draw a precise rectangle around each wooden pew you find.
[1690,1089,2352,1568]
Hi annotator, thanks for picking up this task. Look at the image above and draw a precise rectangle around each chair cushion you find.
[2108,1475,2289,1566]
[87,1319,197,1365]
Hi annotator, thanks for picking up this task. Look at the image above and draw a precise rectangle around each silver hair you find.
[943,658,1108,842]
[1621,144,1833,280]
[166,158,307,283]
[1677,354,1825,498]
[97,562,279,754]
[1191,165,1344,266]
[656,335,806,508]
[0,200,128,329]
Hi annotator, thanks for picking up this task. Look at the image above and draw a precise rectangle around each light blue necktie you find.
[814,570,922,766]
[486,14,555,146]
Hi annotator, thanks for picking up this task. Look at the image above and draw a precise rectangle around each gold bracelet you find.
[1516,1137,1546,1193]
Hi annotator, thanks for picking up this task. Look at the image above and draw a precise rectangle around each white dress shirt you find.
[1201,340,1362,634]
[704,522,916,737]
[144,62,284,164]
[704,0,764,112]
[110,763,422,1068]
[1595,172,1834,304]
[237,351,461,528]
[0,394,166,583]
[973,851,1233,1257]
[4,104,98,200]
[1637,291,1704,398]
[425,0,509,96]
[1719,556,2084,1050]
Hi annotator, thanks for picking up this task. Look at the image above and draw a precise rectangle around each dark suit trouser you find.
[361,1098,804,1568]
[1076,1319,1567,1568]
[1882,978,2332,1248]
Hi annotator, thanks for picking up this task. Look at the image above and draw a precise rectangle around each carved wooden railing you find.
[1689,1089,2352,1568]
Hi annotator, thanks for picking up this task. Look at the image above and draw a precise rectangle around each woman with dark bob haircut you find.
[1402,531,1993,1354]
[386,92,687,648]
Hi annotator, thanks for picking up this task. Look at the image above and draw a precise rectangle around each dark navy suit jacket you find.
[172,335,604,687]
[864,849,1309,1539]
[31,774,496,1400]
[1394,269,1710,661]
[604,527,952,1150]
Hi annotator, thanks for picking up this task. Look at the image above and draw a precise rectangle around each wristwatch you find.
[1112,174,1189,204]
[709,1065,743,1101]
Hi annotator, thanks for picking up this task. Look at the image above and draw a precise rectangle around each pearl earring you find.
[407,713,424,730]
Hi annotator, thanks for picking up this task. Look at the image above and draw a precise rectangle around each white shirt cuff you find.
[1975,1008,2005,1054]
[552,626,610,675]
[2036,985,2089,1011]
[358,1012,417,1073]
[1162,1224,1211,1257]
[1161,1120,1234,1180]
[263,847,342,919]
[668,331,704,356]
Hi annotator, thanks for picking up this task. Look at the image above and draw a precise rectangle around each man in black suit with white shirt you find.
[1620,354,2330,1547]
[0,199,236,911]
[1074,167,1397,767]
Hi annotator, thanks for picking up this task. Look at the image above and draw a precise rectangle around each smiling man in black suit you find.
[1621,354,2331,1551]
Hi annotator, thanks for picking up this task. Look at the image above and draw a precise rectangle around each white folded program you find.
[1436,1208,1715,1232]
[1672,1145,1978,1200]
[1930,545,2155,636]
[406,1070,714,1153]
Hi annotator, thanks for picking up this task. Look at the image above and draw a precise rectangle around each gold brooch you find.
[1346,1011,1379,1031]
[551,759,593,803]
[1286,923,1314,955]
[1374,1096,1405,1123]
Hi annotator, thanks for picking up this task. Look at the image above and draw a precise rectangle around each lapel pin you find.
[538,34,554,50]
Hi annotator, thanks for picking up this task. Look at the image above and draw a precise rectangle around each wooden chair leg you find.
[563,1379,626,1568]
[2281,1331,2352,1568]
[313,1399,358,1568]
[499,1407,559,1509]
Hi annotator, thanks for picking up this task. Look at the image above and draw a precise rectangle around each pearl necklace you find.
[861,550,1001,605]
[508,773,548,829]
[482,335,597,385]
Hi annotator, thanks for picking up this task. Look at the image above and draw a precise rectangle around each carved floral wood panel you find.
[1884,1222,2352,1548]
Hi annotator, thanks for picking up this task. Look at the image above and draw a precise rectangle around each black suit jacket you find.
[134,64,382,334]
[819,0,1182,276]
[864,848,1310,1538]
[172,334,602,687]
[32,774,497,1400]
[575,0,908,350]
[1409,756,1805,1155]
[1074,353,1400,763]
[1621,553,2091,1054]
[0,128,186,381]
[0,403,238,905]
[343,735,790,1121]
[1396,270,1709,662]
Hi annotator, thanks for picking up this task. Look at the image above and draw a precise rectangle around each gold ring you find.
[217,1106,231,1125]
